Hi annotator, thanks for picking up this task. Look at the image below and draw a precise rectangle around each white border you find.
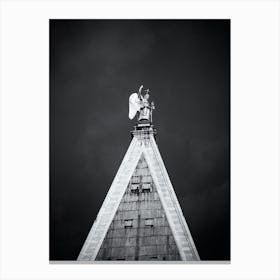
[0,0,279,279]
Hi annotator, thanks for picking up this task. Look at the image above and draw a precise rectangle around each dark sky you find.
[50,20,230,261]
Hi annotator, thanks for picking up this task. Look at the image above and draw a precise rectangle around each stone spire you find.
[77,88,199,261]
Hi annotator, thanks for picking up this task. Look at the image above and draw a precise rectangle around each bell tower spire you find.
[77,86,199,261]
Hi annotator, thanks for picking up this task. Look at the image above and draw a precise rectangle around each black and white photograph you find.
[50,20,230,262]
[1,0,280,279]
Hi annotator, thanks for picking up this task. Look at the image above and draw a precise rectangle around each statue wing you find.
[128,93,141,120]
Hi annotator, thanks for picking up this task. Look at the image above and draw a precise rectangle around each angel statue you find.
[128,85,155,122]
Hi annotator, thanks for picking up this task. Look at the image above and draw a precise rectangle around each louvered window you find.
[130,183,139,194]
[142,183,152,193]
[124,219,133,228]
[145,218,154,227]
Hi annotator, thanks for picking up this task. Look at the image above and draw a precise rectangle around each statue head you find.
[143,89,150,100]
[144,93,150,100]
